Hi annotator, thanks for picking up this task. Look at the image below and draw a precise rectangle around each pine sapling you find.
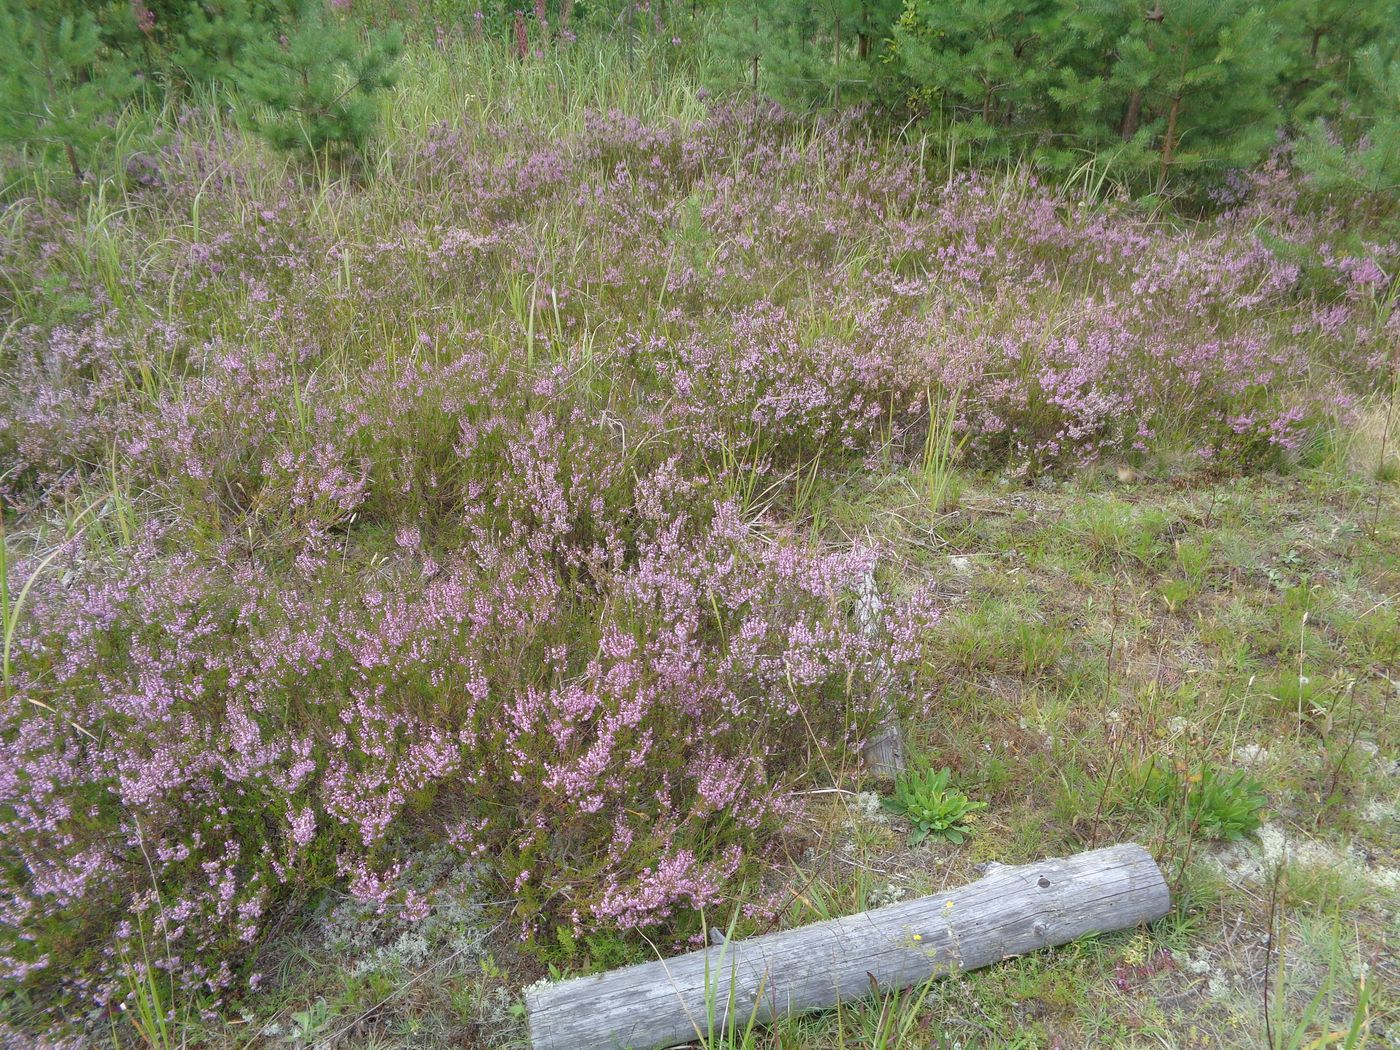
[235,0,403,161]
[0,1,143,183]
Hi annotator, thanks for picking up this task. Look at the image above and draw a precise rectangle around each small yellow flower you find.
[912,933,922,941]
[945,900,954,909]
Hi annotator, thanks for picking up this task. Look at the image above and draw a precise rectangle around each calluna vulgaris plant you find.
[0,91,1393,1033]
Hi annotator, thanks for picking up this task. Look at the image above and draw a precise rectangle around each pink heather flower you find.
[130,0,155,34]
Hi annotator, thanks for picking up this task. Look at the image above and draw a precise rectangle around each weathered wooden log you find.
[526,844,1169,1050]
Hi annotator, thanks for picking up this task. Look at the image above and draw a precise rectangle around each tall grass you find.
[921,386,966,513]
[1264,892,1376,1050]
[117,919,185,1050]
[385,31,708,152]
[1,516,71,696]
[693,909,768,1050]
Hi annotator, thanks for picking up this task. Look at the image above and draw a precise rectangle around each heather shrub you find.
[1,299,934,1015]
[0,318,137,500]
[1,64,1394,1035]
[644,301,891,466]
[0,476,917,1015]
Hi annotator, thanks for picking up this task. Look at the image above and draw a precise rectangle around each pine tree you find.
[1296,44,1400,194]
[172,0,267,87]
[1278,0,1397,117]
[1047,0,1287,190]
[1111,0,1285,190]
[714,0,765,92]
[893,0,1068,160]
[717,0,901,105]
[0,0,143,183]
[233,0,403,160]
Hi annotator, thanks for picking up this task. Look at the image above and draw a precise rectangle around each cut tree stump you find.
[855,567,904,779]
[525,843,1169,1050]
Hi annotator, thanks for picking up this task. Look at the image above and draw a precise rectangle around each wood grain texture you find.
[855,567,904,778]
[526,844,1170,1050]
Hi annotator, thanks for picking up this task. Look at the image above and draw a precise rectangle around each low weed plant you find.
[882,766,986,845]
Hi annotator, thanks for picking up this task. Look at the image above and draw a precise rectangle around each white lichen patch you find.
[1182,950,1213,976]
[1210,824,1400,893]
[319,851,493,977]
[852,791,889,824]
[1230,743,1269,768]
[865,882,907,909]
[1206,972,1234,1001]
[1361,798,1398,825]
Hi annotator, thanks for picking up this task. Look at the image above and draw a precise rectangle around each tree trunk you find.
[752,11,760,92]
[65,142,83,183]
[526,844,1171,1050]
[1158,94,1181,191]
[1119,90,1142,139]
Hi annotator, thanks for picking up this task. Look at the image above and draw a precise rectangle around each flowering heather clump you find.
[0,85,1393,1034]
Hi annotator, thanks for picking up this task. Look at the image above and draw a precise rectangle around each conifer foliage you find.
[233,0,403,159]
[1057,0,1287,188]
[738,0,1400,190]
[0,0,403,184]
[890,0,1387,187]
[171,0,266,86]
[1296,45,1400,194]
[719,0,903,106]
[0,0,143,183]
[893,0,1066,158]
